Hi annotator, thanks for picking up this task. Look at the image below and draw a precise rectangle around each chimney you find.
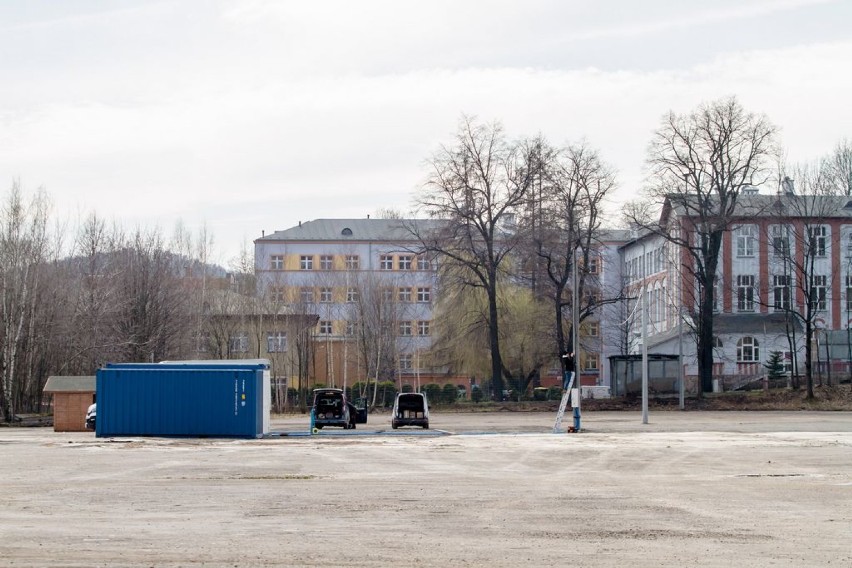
[781,176,795,196]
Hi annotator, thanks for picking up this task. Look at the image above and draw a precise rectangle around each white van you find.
[391,392,429,429]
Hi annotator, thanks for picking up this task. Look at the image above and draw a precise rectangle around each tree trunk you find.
[487,278,504,400]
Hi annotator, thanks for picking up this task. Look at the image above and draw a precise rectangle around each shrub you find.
[442,383,458,405]
[423,383,443,404]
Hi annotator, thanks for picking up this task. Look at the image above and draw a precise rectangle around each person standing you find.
[561,351,575,390]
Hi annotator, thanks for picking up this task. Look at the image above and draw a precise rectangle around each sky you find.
[2,0,852,266]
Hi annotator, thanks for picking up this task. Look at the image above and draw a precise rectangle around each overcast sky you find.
[2,0,851,265]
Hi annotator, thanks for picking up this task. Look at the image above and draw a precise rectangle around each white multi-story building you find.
[620,190,852,391]
[255,218,448,390]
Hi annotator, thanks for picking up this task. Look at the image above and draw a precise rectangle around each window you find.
[712,276,720,312]
[737,275,755,312]
[269,286,286,302]
[808,226,827,257]
[300,287,314,304]
[416,287,431,303]
[586,322,600,337]
[267,331,287,353]
[398,321,413,336]
[712,337,723,348]
[584,353,599,371]
[847,275,852,312]
[398,287,412,303]
[736,225,756,257]
[196,332,211,353]
[319,287,333,303]
[299,255,314,270]
[270,255,284,270]
[381,288,394,303]
[417,256,432,270]
[347,287,359,303]
[345,255,360,270]
[773,275,791,311]
[398,255,413,270]
[587,257,600,275]
[318,321,332,335]
[345,320,357,336]
[810,275,827,311]
[380,255,394,270]
[737,336,760,362]
[320,255,333,270]
[847,233,852,258]
[772,226,790,257]
[399,353,413,370]
[417,320,430,336]
[229,332,248,353]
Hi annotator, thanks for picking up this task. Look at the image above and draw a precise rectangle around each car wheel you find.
[316,425,323,430]
[423,423,429,429]
[392,423,398,429]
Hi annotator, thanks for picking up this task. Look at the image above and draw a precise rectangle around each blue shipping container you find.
[96,362,268,438]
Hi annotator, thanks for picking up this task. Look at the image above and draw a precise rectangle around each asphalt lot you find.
[1,410,850,567]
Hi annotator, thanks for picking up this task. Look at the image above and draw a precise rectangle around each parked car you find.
[85,403,97,430]
[312,388,367,429]
[391,392,429,429]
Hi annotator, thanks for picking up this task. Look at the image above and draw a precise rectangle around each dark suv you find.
[312,388,367,429]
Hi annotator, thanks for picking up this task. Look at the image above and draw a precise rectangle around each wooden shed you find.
[43,376,96,432]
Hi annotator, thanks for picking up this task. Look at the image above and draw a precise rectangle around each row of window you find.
[197,331,289,354]
[269,286,433,304]
[729,274,833,312]
[318,320,432,337]
[269,254,434,271]
[626,247,666,281]
[209,320,436,353]
[736,224,852,258]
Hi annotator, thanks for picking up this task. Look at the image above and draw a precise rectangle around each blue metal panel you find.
[96,364,264,438]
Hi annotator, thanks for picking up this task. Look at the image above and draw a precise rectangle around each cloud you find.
[1,1,850,261]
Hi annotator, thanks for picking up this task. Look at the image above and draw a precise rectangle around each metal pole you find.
[573,243,581,431]
[678,306,684,410]
[642,284,649,424]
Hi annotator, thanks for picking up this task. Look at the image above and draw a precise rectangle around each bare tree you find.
[0,182,54,421]
[522,139,618,360]
[626,97,778,393]
[823,139,852,196]
[770,163,846,398]
[414,117,534,399]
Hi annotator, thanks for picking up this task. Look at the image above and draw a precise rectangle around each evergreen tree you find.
[764,351,786,380]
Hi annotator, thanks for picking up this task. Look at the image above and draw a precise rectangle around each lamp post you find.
[642,282,649,424]
[572,242,581,431]
[678,306,684,410]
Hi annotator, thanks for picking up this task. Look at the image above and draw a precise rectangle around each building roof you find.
[664,193,852,221]
[43,376,96,393]
[598,229,633,244]
[644,312,802,350]
[256,218,449,243]
[714,313,802,334]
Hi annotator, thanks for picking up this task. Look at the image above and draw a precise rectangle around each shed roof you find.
[43,376,96,393]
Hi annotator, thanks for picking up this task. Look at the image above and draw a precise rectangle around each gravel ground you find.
[1,410,850,567]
